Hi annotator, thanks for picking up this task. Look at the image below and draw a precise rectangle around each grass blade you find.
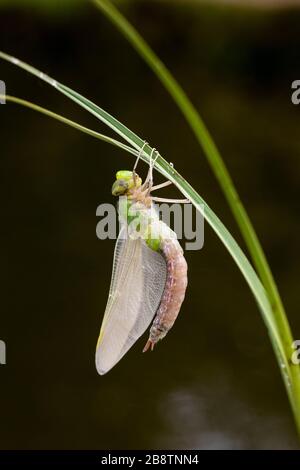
[1,94,138,155]
[1,50,299,432]
[91,0,295,394]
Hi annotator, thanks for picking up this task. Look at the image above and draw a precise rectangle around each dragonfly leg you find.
[151,196,191,204]
[133,141,148,184]
[150,180,173,192]
[142,148,159,192]
[143,339,155,352]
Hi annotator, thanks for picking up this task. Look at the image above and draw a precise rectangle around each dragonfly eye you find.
[112,179,129,196]
[112,170,142,196]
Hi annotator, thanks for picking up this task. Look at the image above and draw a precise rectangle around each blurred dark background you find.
[0,0,300,450]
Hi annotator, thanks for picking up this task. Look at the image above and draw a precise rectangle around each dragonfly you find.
[95,146,189,375]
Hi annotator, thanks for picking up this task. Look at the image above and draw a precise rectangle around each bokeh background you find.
[0,0,300,450]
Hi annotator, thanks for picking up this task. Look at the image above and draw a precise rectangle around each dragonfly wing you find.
[96,231,167,375]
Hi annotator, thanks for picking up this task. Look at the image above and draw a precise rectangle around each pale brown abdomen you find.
[148,236,188,345]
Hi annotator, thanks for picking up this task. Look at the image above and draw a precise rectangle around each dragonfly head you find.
[112,170,142,196]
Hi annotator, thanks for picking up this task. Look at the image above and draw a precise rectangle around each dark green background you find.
[0,0,300,449]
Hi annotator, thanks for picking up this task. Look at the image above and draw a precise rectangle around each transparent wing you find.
[96,228,167,375]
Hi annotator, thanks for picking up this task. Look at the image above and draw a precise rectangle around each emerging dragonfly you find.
[96,146,189,375]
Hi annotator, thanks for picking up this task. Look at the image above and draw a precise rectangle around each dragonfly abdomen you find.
[144,224,188,351]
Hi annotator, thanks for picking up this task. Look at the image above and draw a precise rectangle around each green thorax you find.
[112,170,162,252]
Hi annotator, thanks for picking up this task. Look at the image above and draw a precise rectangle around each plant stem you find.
[93,0,300,431]
[1,94,137,155]
[1,47,299,433]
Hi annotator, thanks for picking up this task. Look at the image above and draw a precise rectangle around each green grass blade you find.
[91,0,294,393]
[1,94,138,155]
[1,50,299,432]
